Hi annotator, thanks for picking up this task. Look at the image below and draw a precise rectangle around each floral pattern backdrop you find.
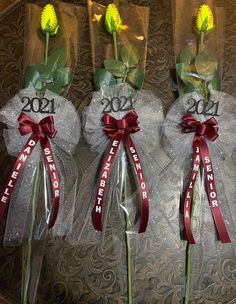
[0,0,236,303]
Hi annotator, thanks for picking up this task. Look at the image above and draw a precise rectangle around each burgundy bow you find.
[92,111,149,233]
[18,113,57,138]
[0,113,60,229]
[102,111,141,137]
[180,114,230,244]
[181,114,219,141]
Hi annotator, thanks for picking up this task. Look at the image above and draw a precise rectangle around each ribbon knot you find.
[180,114,230,244]
[117,118,128,130]
[102,111,141,139]
[197,123,207,136]
[0,112,60,229]
[181,114,218,141]
[18,113,57,139]
[92,110,148,234]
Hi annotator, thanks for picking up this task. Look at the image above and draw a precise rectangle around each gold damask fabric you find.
[0,1,236,303]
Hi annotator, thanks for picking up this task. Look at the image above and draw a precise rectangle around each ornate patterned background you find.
[0,0,236,303]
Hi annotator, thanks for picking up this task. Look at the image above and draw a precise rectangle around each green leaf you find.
[208,75,221,92]
[176,63,202,83]
[121,44,139,67]
[127,68,144,90]
[182,82,206,98]
[194,53,218,81]
[54,67,72,86]
[182,83,196,94]
[45,83,64,95]
[179,46,193,64]
[24,66,43,91]
[47,48,67,72]
[104,59,127,77]
[94,68,117,90]
[176,63,190,82]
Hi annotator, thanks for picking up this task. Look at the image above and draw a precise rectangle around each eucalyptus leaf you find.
[94,68,117,90]
[47,48,67,72]
[176,63,190,82]
[127,68,144,89]
[176,63,201,84]
[182,83,196,94]
[24,66,43,91]
[121,44,139,67]
[208,75,221,92]
[104,59,127,77]
[54,67,72,86]
[194,53,218,80]
[179,46,193,64]
[33,64,49,74]
[183,82,206,99]
[45,83,64,95]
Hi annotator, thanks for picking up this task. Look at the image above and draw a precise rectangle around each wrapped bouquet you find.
[0,2,82,303]
[160,1,236,303]
[67,2,170,303]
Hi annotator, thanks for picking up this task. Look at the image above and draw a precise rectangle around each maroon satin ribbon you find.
[181,114,230,244]
[0,113,60,229]
[92,111,149,233]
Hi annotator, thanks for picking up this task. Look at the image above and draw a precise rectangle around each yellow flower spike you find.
[41,4,59,36]
[196,4,214,33]
[105,3,126,34]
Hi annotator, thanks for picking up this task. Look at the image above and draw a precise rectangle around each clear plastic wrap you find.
[24,1,84,96]
[88,0,149,90]
[0,88,80,245]
[172,0,225,97]
[66,81,170,303]
[67,83,168,245]
[162,90,236,245]
[67,3,171,303]
[167,1,236,302]
[0,2,83,303]
[160,91,236,303]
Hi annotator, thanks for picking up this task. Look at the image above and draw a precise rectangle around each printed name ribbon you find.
[92,111,149,233]
[0,113,60,229]
[181,114,230,244]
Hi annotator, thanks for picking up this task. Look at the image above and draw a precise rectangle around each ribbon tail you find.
[92,133,122,231]
[183,139,201,244]
[0,134,39,220]
[125,135,149,233]
[40,137,60,229]
[199,138,231,243]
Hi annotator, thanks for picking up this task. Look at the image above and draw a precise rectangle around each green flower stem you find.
[23,164,41,304]
[184,242,191,304]
[204,81,208,100]
[44,32,50,65]
[121,147,132,304]
[124,175,132,304]
[113,31,118,61]
[199,32,205,54]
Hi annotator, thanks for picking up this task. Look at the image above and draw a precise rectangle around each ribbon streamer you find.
[92,111,149,233]
[181,114,230,244]
[0,113,60,228]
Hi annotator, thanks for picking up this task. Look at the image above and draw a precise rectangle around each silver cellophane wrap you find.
[160,90,236,303]
[0,88,80,246]
[67,83,170,245]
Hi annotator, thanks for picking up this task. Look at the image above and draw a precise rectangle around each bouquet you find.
[67,2,169,303]
[160,1,236,303]
[0,2,81,303]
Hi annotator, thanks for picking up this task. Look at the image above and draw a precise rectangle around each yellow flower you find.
[196,4,214,33]
[105,4,127,34]
[41,4,59,36]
